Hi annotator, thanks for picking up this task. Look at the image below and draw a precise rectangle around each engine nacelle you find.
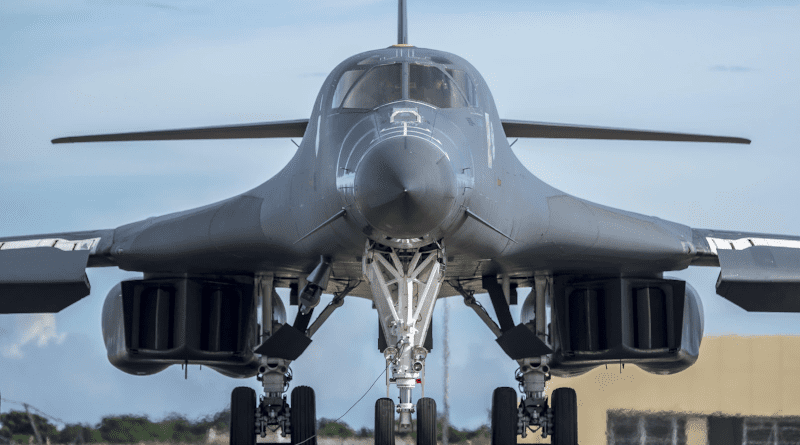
[548,276,704,377]
[101,277,260,377]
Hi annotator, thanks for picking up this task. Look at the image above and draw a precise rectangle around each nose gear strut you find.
[364,241,444,431]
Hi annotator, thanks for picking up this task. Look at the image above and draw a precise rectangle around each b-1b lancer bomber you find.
[3,2,800,444]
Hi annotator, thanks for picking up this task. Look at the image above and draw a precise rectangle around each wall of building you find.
[519,335,800,444]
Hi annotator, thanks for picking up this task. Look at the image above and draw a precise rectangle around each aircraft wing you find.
[51,119,309,144]
[692,228,800,312]
[0,229,114,313]
[501,119,751,144]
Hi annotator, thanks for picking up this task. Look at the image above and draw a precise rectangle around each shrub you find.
[316,418,354,438]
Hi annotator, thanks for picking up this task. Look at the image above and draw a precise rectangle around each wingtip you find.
[731,137,752,145]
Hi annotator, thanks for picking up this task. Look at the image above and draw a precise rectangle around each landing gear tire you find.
[291,386,317,445]
[491,387,517,445]
[375,398,395,445]
[551,387,578,445]
[416,397,436,445]
[230,387,256,445]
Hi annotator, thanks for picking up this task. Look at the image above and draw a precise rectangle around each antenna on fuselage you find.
[398,0,408,45]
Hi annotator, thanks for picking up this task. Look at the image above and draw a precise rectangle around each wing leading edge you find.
[51,119,309,144]
[50,119,749,145]
[501,120,750,144]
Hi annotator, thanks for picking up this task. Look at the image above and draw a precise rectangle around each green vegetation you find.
[0,410,229,444]
[0,409,488,444]
[315,419,374,439]
[0,411,58,440]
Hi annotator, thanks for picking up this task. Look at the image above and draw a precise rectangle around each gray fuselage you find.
[107,46,696,297]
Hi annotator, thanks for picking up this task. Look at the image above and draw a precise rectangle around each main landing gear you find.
[454,276,578,445]
[508,362,577,445]
[230,270,357,445]
[489,383,577,445]
[229,362,318,445]
[229,384,317,445]
[364,243,444,445]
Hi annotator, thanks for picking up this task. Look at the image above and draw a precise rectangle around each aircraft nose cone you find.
[354,137,457,239]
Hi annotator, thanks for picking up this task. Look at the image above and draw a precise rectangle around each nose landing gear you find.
[364,242,444,445]
[375,397,437,445]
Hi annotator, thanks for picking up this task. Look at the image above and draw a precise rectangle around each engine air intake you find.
[102,277,259,377]
[550,276,703,377]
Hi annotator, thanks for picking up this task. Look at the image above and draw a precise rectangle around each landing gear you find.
[374,397,436,445]
[375,398,395,445]
[364,242,444,432]
[515,365,578,444]
[457,275,578,445]
[551,388,577,445]
[492,383,578,445]
[248,270,352,445]
[416,398,436,445]
[290,386,316,445]
[230,387,256,445]
[490,387,517,445]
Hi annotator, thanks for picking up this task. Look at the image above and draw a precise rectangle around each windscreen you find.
[332,69,365,108]
[341,64,402,109]
[446,68,475,106]
[409,64,468,108]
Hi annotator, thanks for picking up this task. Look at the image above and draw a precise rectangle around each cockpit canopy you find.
[332,62,476,110]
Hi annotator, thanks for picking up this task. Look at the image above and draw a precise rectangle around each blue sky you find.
[1,0,800,432]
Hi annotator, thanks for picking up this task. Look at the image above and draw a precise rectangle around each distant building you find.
[519,336,800,444]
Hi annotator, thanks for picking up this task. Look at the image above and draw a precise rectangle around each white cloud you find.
[1,314,67,359]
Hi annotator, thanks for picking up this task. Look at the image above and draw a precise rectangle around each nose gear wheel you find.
[416,397,437,445]
[375,398,396,445]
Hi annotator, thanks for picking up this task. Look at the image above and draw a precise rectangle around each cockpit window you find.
[332,69,365,109]
[341,63,402,109]
[358,55,382,65]
[446,68,476,106]
[409,64,468,109]
[331,62,476,110]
